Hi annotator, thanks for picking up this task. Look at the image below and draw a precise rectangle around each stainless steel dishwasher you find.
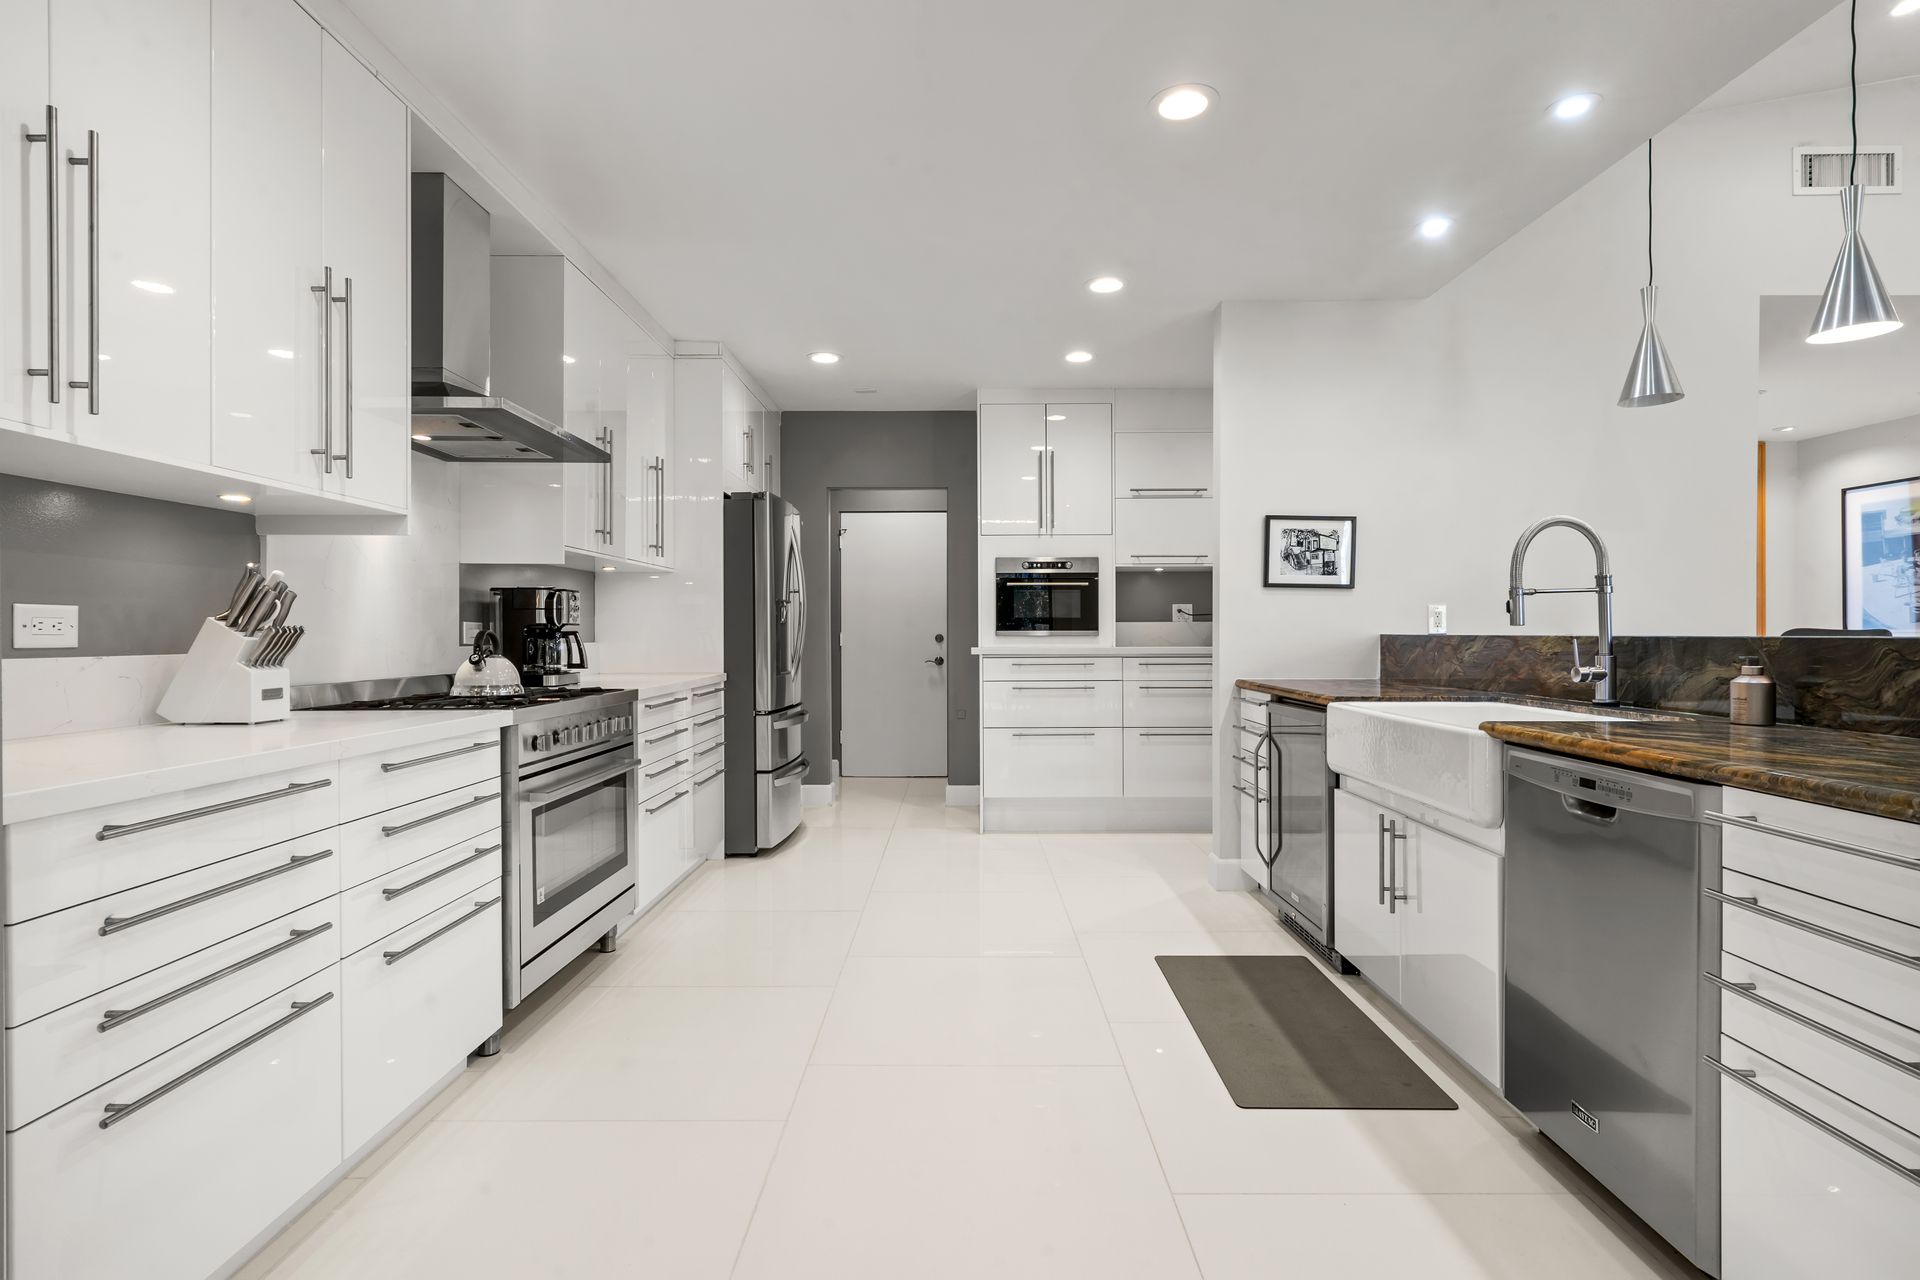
[1503,748,1722,1276]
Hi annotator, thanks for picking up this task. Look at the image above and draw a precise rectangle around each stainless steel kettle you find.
[453,629,524,696]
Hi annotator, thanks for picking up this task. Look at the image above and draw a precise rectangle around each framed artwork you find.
[1843,475,1920,635]
[1263,515,1356,589]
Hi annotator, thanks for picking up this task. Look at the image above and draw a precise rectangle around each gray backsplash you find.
[0,475,261,659]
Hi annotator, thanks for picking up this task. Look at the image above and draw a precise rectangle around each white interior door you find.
[840,511,948,777]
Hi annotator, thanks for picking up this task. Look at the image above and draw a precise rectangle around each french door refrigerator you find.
[723,492,808,852]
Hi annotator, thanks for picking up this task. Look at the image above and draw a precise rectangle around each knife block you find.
[156,618,291,725]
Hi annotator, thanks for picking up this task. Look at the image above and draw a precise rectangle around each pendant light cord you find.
[1850,0,1859,185]
[1646,139,1654,289]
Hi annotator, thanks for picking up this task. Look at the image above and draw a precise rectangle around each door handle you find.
[925,656,945,666]
[24,105,58,402]
[67,129,99,414]
[310,266,333,471]
[330,275,353,476]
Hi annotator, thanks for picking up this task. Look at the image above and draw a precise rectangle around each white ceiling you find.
[349,0,1832,411]
[1698,2,1920,113]
[1758,294,1920,438]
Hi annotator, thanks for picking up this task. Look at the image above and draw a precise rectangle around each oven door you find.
[513,745,639,964]
[995,573,1099,634]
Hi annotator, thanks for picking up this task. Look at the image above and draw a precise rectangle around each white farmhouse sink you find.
[1326,701,1624,828]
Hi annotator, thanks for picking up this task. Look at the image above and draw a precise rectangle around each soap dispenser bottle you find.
[1729,656,1776,727]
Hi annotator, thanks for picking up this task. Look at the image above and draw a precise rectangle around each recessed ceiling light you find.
[1087,276,1125,294]
[601,565,616,572]
[266,348,295,359]
[1064,350,1094,364]
[1152,84,1216,122]
[809,351,840,365]
[1047,413,1066,421]
[130,279,174,294]
[218,493,252,504]
[411,433,432,442]
[1773,425,1797,433]
[229,412,253,419]
[1550,92,1600,121]
[1895,0,1920,16]
[561,354,576,364]
[1418,216,1453,240]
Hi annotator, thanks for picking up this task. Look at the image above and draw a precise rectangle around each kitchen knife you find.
[252,580,290,637]
[220,565,262,628]
[238,572,284,636]
[270,587,297,629]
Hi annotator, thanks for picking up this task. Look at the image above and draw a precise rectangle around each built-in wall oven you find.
[504,694,641,1007]
[994,557,1100,635]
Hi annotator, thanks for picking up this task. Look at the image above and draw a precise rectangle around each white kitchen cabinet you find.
[982,679,1123,728]
[318,31,408,510]
[636,780,693,906]
[1120,678,1211,727]
[1332,785,1502,1085]
[1333,787,1401,1001]
[1123,727,1212,798]
[563,262,615,556]
[718,362,769,495]
[979,401,1112,536]
[9,968,343,1280]
[625,352,674,567]
[48,0,212,464]
[982,728,1122,798]
[1114,431,1210,497]
[692,762,726,861]
[0,0,51,434]
[1115,496,1216,567]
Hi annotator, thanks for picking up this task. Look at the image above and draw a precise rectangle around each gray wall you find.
[0,476,260,658]
[781,411,978,786]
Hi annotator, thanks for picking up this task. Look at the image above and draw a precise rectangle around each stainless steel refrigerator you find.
[722,492,808,852]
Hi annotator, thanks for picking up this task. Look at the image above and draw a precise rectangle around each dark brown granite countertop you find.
[1235,678,1920,824]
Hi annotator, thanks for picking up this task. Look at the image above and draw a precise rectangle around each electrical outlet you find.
[1427,604,1448,635]
[461,621,482,645]
[1172,602,1192,622]
[14,603,79,649]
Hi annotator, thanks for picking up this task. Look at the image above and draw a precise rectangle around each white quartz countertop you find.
[972,645,1214,658]
[3,709,514,826]
[591,672,726,698]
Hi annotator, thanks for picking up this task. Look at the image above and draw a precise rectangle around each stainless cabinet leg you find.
[597,927,619,954]
[476,1031,503,1058]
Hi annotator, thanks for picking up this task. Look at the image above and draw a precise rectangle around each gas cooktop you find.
[317,687,620,712]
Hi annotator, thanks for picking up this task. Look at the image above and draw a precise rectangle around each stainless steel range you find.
[302,678,641,1014]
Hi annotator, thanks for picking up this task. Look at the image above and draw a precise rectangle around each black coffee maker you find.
[491,587,587,688]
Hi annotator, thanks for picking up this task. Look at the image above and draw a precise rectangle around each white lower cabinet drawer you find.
[689,706,727,747]
[688,681,726,721]
[638,718,695,762]
[7,898,340,1129]
[982,680,1121,728]
[343,889,502,1154]
[1719,1039,1920,1280]
[7,765,340,924]
[1720,871,1920,1029]
[637,750,695,803]
[637,782,694,905]
[980,656,1122,682]
[9,967,343,1280]
[636,687,697,730]
[1122,728,1213,797]
[1125,657,1214,680]
[339,837,504,955]
[983,729,1122,798]
[339,784,502,890]
[1121,679,1212,727]
[5,828,339,1026]
[338,732,501,826]
[692,764,726,861]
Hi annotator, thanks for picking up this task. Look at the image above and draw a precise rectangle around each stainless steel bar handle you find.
[384,896,500,966]
[310,265,333,471]
[1136,684,1209,691]
[655,457,666,555]
[1231,782,1263,801]
[644,757,688,780]
[1264,731,1283,858]
[643,726,689,746]
[1706,972,1920,1084]
[330,275,353,475]
[771,757,810,785]
[1703,811,1920,874]
[1128,487,1207,495]
[1008,661,1093,667]
[772,708,809,728]
[692,741,724,759]
[98,850,333,935]
[522,754,639,806]
[1010,684,1096,691]
[1386,820,1409,909]
[1137,661,1213,668]
[1232,751,1260,767]
[1705,1054,1920,1190]
[1377,815,1389,906]
[1130,555,1209,562]
[604,429,615,542]
[66,129,98,413]
[693,766,725,789]
[381,792,499,838]
[380,740,496,773]
[99,923,333,1033]
[645,789,689,815]
[100,992,335,1129]
[1706,888,1920,973]
[1138,730,1212,737]
[1010,730,1095,738]
[382,844,500,900]
[24,105,57,401]
[643,694,689,711]
[96,778,332,841]
[692,713,725,728]
[1035,450,1045,531]
[1047,449,1057,532]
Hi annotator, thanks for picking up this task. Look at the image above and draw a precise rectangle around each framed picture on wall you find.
[1842,475,1920,635]
[1263,515,1356,589]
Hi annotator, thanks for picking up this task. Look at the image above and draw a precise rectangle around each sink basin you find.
[1325,701,1623,828]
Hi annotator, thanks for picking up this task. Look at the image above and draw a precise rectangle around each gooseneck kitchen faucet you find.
[1506,516,1616,705]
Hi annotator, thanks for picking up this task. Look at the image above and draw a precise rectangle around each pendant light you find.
[1618,138,1684,407]
[1808,0,1902,344]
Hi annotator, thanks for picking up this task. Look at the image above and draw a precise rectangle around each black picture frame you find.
[1263,515,1356,589]
[1841,474,1920,636]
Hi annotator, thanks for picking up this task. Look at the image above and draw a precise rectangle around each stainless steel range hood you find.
[410,173,609,464]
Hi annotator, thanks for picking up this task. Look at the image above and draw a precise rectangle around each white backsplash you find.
[2,654,186,740]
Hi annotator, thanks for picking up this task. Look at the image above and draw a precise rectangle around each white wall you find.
[261,457,465,685]
[1775,414,1920,629]
[1212,75,1920,845]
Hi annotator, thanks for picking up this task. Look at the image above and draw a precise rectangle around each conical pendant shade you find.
[1808,184,1902,344]
[1618,285,1684,408]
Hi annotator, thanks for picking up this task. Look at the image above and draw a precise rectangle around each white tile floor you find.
[248,777,1701,1280]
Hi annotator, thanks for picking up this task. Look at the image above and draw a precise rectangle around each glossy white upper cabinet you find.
[1,0,52,434]
[1114,431,1210,497]
[625,352,674,567]
[979,402,1112,536]
[50,0,212,463]
[719,362,765,494]
[1044,403,1111,536]
[211,0,322,490]
[978,403,1045,536]
[318,33,408,510]
[561,261,610,556]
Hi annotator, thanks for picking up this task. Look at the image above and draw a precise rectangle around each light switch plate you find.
[1427,603,1447,635]
[14,603,79,649]
[461,621,482,645]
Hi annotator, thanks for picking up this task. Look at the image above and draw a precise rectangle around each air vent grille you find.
[1793,145,1901,195]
